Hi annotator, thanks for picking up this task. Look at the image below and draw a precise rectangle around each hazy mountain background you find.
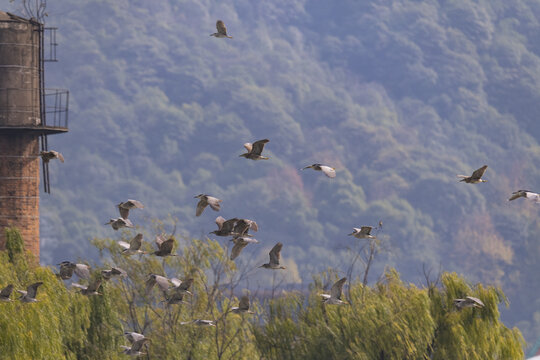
[6,0,540,345]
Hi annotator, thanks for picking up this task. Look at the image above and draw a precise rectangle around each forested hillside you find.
[5,0,540,345]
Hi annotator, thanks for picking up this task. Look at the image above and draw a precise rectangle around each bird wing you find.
[269,242,283,265]
[131,338,149,352]
[159,238,175,255]
[86,280,102,293]
[58,266,74,279]
[360,226,373,235]
[215,216,226,230]
[216,20,228,36]
[56,151,65,163]
[111,267,127,277]
[71,283,87,290]
[330,277,347,299]
[155,234,166,247]
[320,165,336,178]
[127,199,144,209]
[233,220,250,236]
[178,278,193,292]
[470,165,488,180]
[170,277,182,287]
[508,191,525,201]
[130,233,143,250]
[238,295,250,311]
[243,142,253,152]
[525,191,540,202]
[207,196,222,211]
[196,199,207,217]
[74,264,91,279]
[222,218,238,233]
[466,296,484,307]
[251,139,269,155]
[119,207,130,220]
[145,277,157,294]
[154,275,171,292]
[0,284,13,298]
[248,220,258,232]
[230,241,249,260]
[118,241,131,250]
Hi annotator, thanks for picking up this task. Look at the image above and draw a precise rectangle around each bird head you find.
[194,194,204,199]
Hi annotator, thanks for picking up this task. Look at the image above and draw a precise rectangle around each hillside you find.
[5,0,540,344]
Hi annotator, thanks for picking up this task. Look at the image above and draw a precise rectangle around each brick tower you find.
[0,11,68,260]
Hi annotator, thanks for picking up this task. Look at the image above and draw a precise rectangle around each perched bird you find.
[17,282,43,303]
[320,277,348,305]
[231,295,254,314]
[239,139,270,160]
[0,284,14,302]
[302,164,336,178]
[194,194,222,217]
[117,199,144,220]
[121,338,150,356]
[230,236,259,260]
[180,319,216,327]
[123,331,145,343]
[454,296,485,309]
[40,150,64,163]
[508,190,540,202]
[145,274,171,295]
[118,233,146,255]
[72,280,102,296]
[233,219,258,237]
[210,20,232,39]
[151,235,177,257]
[457,165,488,183]
[105,217,134,231]
[210,216,239,237]
[259,242,286,269]
[348,226,376,240]
[101,267,127,280]
[57,261,91,280]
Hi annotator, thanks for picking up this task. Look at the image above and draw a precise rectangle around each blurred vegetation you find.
[5,0,540,345]
[0,231,524,359]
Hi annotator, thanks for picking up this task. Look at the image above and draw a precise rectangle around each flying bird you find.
[72,280,102,296]
[151,235,177,257]
[180,319,216,327]
[194,194,222,216]
[239,139,270,160]
[0,284,14,302]
[320,277,348,305]
[40,150,64,163]
[230,236,259,260]
[169,277,193,296]
[210,20,232,39]
[508,190,540,202]
[454,296,485,309]
[105,217,134,231]
[457,165,488,184]
[101,267,127,280]
[348,226,376,240]
[233,219,258,237]
[259,242,286,269]
[56,261,91,280]
[17,282,43,303]
[231,295,254,314]
[210,216,239,237]
[302,164,336,178]
[117,199,144,219]
[118,233,146,255]
[121,338,150,356]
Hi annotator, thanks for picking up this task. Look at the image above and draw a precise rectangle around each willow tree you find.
[253,270,524,360]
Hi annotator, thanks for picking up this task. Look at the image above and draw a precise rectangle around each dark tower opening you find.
[0,11,69,260]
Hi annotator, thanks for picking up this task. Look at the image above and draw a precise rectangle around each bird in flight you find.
[454,296,485,309]
[348,226,376,240]
[259,242,286,269]
[320,277,348,305]
[117,199,144,219]
[302,164,336,178]
[508,190,540,202]
[210,20,232,38]
[239,139,270,160]
[457,165,488,184]
[40,150,64,163]
[194,194,222,217]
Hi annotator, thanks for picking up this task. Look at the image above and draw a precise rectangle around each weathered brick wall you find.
[0,134,40,259]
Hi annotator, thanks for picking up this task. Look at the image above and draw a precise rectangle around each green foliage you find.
[5,227,25,263]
